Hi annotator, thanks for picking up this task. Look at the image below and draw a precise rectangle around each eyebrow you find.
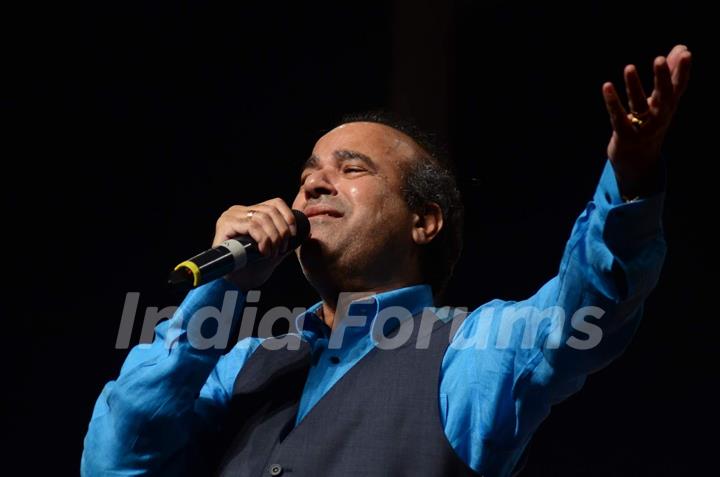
[300,149,377,175]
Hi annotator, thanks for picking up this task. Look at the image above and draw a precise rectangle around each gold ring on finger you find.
[630,110,650,129]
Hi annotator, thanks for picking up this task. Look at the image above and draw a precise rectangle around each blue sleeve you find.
[524,159,666,377]
[81,279,262,476]
[441,159,666,473]
[512,159,666,434]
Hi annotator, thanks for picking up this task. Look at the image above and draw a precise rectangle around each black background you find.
[7,0,716,475]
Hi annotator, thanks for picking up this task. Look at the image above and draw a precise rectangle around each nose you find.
[302,168,337,199]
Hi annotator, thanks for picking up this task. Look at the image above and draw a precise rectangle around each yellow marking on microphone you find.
[174,261,201,287]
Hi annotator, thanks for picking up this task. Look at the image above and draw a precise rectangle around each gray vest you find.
[210,313,482,476]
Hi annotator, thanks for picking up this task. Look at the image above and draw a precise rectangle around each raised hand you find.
[602,44,692,198]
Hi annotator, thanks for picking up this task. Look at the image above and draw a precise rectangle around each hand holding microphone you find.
[169,198,310,291]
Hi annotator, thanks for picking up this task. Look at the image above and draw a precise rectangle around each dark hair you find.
[338,111,464,297]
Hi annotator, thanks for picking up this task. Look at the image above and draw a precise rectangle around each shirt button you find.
[269,464,283,476]
[329,356,340,364]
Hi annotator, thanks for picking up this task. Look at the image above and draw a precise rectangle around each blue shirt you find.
[82,160,666,475]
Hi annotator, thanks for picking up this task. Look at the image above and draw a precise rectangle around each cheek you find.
[347,179,404,221]
[349,185,384,219]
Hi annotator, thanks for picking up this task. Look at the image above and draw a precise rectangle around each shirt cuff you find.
[592,159,666,256]
[181,278,243,314]
[163,278,246,352]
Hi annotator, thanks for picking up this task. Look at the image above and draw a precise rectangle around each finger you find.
[666,44,688,71]
[651,56,674,115]
[602,82,632,136]
[247,210,282,256]
[214,215,252,248]
[672,50,692,98]
[264,197,297,235]
[254,204,292,252]
[624,64,649,114]
[214,209,248,246]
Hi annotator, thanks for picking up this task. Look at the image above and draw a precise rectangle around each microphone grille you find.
[289,209,310,249]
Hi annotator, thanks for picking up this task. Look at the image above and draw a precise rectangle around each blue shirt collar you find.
[296,284,434,346]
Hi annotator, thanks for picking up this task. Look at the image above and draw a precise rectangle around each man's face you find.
[292,122,420,283]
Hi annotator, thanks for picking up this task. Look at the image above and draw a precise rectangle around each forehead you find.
[311,122,420,170]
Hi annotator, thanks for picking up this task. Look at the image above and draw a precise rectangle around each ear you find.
[411,202,443,245]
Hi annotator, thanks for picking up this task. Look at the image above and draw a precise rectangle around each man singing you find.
[82,45,691,476]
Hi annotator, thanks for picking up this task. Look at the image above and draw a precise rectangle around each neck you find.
[303,249,423,329]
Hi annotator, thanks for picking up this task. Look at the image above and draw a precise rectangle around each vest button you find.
[269,464,283,476]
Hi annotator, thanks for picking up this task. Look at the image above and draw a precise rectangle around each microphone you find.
[168,209,310,290]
